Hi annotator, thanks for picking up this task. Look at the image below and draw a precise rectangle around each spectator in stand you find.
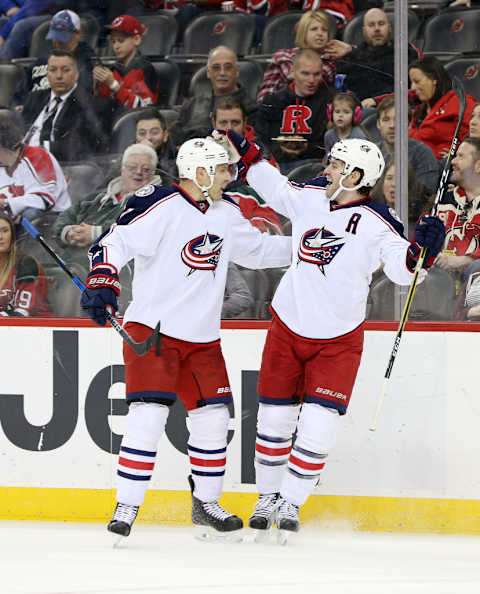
[372,159,432,232]
[257,10,343,103]
[292,0,354,28]
[408,56,477,159]
[0,0,55,60]
[211,98,285,235]
[0,213,52,317]
[135,109,177,184]
[221,262,254,318]
[52,143,159,270]
[256,48,333,174]
[93,15,159,132]
[468,102,480,138]
[376,96,440,193]
[174,45,257,143]
[12,10,95,110]
[233,1,288,44]
[0,113,70,222]
[21,49,106,163]
[323,8,421,103]
[435,138,480,319]
[323,91,368,156]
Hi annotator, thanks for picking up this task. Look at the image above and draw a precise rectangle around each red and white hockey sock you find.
[281,403,339,506]
[187,404,229,502]
[116,402,169,506]
[254,403,300,494]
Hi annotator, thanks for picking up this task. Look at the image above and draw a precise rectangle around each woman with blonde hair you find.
[0,213,51,317]
[257,10,342,102]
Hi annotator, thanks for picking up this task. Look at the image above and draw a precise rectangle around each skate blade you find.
[252,528,271,544]
[193,525,244,543]
[276,528,298,546]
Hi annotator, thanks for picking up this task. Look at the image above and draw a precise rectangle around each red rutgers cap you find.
[106,15,147,36]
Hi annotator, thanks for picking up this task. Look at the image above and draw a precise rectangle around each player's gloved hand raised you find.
[80,266,120,327]
[406,215,446,272]
[210,129,263,175]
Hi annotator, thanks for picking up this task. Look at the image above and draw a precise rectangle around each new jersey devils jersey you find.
[0,145,70,217]
[247,161,422,339]
[89,183,291,342]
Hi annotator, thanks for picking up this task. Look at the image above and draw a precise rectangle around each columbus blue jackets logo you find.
[181,232,223,275]
[298,227,345,274]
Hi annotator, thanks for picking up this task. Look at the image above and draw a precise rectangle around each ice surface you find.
[1,521,480,594]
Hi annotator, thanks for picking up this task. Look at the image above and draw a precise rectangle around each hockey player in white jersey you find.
[80,136,291,540]
[212,130,446,540]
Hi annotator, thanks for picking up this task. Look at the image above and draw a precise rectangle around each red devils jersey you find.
[234,0,288,15]
[98,53,159,109]
[436,186,480,258]
[0,255,51,317]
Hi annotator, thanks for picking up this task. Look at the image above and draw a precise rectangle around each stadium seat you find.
[188,60,264,102]
[181,12,256,56]
[288,160,325,183]
[45,262,87,317]
[62,162,106,205]
[29,15,100,57]
[151,60,181,106]
[101,14,177,57]
[421,8,480,57]
[341,9,421,47]
[359,110,381,143]
[111,107,179,154]
[0,64,24,107]
[445,54,480,101]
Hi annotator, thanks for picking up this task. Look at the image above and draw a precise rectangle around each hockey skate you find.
[188,475,243,542]
[248,493,279,543]
[275,497,300,545]
[107,502,139,546]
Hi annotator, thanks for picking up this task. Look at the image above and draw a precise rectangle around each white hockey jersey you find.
[247,161,424,339]
[90,183,291,342]
[0,145,70,217]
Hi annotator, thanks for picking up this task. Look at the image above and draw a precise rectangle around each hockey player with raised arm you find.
[211,130,446,540]
[80,137,291,541]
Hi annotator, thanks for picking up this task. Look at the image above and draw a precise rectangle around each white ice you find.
[1,521,480,594]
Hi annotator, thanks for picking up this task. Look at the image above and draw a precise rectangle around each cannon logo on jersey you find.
[181,232,223,275]
[298,227,345,274]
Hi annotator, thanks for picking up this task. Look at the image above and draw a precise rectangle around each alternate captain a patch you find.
[181,232,223,275]
[298,227,345,274]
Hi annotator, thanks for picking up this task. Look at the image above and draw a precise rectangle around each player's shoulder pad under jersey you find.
[289,175,330,190]
[363,199,406,238]
[117,184,177,226]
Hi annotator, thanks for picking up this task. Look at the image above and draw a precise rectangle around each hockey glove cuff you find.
[406,216,446,272]
[80,266,120,327]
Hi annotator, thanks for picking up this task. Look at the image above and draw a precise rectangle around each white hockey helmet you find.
[330,138,385,188]
[177,137,230,183]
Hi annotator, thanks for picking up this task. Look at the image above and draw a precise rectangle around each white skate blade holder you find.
[194,524,244,543]
[250,526,296,545]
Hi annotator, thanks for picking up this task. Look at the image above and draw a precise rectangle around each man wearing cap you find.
[12,9,95,110]
[93,14,158,120]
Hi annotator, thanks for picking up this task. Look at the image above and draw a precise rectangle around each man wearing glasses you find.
[52,143,159,271]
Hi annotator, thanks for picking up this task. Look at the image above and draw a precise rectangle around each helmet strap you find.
[329,174,363,202]
[193,169,214,205]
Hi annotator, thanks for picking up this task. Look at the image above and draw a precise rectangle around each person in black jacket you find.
[255,48,333,174]
[12,9,95,109]
[21,49,106,163]
[323,7,421,102]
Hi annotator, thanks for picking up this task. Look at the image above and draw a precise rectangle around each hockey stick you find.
[21,217,160,356]
[369,77,466,432]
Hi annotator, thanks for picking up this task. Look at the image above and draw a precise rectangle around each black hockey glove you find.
[406,215,446,272]
[80,266,120,327]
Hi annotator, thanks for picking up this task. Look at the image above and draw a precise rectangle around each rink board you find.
[0,320,479,534]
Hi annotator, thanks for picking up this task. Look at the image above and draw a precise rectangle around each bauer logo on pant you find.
[181,232,224,274]
[297,227,345,274]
